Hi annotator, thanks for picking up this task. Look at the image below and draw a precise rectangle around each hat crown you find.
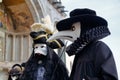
[70,8,96,17]
[30,31,47,44]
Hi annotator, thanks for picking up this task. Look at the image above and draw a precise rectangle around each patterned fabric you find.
[66,26,110,56]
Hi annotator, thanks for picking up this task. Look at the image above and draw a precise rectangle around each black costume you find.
[21,47,68,80]
[47,8,118,80]
[69,41,118,80]
[20,30,69,80]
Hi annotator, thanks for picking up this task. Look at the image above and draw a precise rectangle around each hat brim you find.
[56,15,108,31]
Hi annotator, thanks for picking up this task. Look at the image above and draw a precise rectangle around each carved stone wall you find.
[7,3,34,32]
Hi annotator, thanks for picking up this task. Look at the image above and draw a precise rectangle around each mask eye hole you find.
[41,45,45,48]
[35,46,38,49]
[71,26,75,31]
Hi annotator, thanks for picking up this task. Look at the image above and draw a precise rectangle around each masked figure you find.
[47,8,118,80]
[8,64,23,80]
[20,23,69,80]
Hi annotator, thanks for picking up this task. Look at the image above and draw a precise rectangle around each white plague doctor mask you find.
[47,22,81,42]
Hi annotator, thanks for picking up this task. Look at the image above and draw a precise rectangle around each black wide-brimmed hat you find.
[56,8,108,32]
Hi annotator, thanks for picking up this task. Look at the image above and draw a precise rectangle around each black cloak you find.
[69,41,118,80]
[66,25,118,80]
[20,46,69,80]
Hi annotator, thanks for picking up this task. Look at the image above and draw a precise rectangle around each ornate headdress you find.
[30,22,64,49]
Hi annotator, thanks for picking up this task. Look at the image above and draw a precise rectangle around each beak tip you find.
[47,31,65,42]
[47,38,53,42]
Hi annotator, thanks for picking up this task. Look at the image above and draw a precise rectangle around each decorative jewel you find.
[38,60,42,64]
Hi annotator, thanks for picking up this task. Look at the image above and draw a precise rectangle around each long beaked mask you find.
[47,22,81,42]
